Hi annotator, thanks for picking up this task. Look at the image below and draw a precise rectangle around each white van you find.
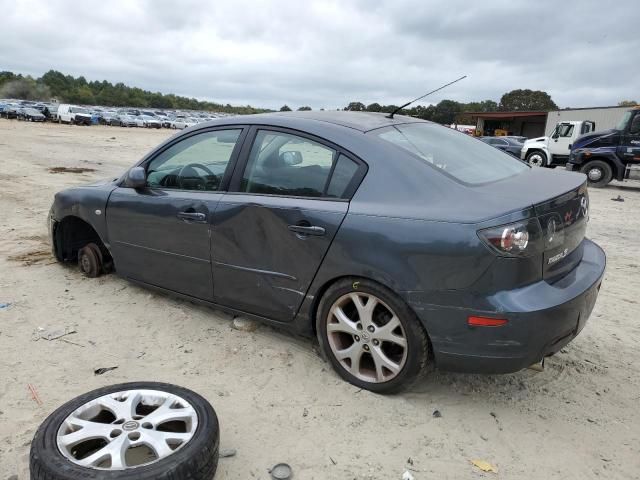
[57,104,92,125]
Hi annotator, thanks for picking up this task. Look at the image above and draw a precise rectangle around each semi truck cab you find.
[566,107,640,187]
[521,120,596,167]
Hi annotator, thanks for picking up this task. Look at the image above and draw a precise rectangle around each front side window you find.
[557,124,574,137]
[373,123,528,185]
[146,129,242,191]
[241,131,337,198]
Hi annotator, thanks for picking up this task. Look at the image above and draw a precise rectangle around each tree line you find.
[0,70,271,114]
[337,89,560,125]
[2,69,635,121]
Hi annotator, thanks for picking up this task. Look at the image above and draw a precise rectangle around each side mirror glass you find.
[125,166,147,189]
[280,150,303,166]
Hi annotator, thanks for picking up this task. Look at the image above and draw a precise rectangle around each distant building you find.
[463,111,547,138]
[544,106,629,136]
[461,105,631,139]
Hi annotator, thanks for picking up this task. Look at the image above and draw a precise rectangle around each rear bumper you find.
[406,239,606,373]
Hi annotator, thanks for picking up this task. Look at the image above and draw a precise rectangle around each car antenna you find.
[386,75,468,119]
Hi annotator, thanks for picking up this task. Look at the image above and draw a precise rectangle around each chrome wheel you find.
[56,389,198,470]
[527,153,545,167]
[588,168,603,181]
[326,292,408,383]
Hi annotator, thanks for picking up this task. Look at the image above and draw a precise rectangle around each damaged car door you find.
[211,128,365,322]
[106,128,245,300]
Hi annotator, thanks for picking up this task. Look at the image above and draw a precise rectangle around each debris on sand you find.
[28,384,43,406]
[611,195,624,202]
[219,448,237,458]
[8,248,53,266]
[48,166,96,174]
[471,459,497,473]
[35,326,77,341]
[232,316,259,332]
[94,366,118,375]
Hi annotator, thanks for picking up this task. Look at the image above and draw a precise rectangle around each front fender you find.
[50,182,118,247]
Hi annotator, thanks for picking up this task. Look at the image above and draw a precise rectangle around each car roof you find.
[225,111,425,133]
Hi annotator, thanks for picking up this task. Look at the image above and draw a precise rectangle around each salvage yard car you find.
[49,111,606,393]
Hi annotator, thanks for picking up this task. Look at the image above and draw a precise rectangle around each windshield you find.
[617,110,633,130]
[372,123,528,185]
[70,107,89,114]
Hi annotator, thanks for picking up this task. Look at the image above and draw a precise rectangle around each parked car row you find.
[0,98,230,129]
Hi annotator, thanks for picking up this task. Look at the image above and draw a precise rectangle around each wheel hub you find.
[588,168,603,181]
[122,420,139,431]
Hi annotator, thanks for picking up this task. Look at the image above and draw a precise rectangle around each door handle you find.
[177,211,206,222]
[288,224,326,236]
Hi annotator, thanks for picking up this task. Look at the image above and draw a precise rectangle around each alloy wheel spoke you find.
[375,316,407,347]
[136,431,177,459]
[349,293,377,323]
[143,401,196,427]
[58,418,114,449]
[370,345,401,381]
[76,435,129,469]
[328,306,359,335]
[335,342,364,375]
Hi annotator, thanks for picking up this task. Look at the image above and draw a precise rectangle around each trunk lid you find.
[534,182,588,282]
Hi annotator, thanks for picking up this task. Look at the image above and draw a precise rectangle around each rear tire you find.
[526,150,547,167]
[581,160,613,188]
[316,278,430,394]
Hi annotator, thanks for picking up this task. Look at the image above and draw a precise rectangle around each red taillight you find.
[468,316,508,327]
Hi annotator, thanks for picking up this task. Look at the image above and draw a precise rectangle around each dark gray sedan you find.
[480,136,524,157]
[49,112,606,393]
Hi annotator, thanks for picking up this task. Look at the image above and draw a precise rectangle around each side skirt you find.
[124,276,314,337]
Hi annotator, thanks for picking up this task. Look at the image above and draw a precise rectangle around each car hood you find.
[85,178,119,187]
[572,129,618,150]
[524,136,548,146]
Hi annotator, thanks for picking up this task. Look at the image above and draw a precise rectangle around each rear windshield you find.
[372,123,528,185]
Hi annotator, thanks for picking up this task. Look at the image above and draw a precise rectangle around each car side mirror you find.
[280,151,303,166]
[125,166,147,189]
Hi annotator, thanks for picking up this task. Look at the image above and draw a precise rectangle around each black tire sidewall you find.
[581,160,613,188]
[30,381,219,480]
[316,278,429,394]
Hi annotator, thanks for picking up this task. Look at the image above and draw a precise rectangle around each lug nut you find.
[372,339,379,346]
[354,335,360,342]
[363,344,370,351]
[367,325,375,333]
[357,323,363,330]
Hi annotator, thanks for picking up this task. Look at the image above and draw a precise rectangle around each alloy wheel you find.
[326,292,408,383]
[56,389,198,470]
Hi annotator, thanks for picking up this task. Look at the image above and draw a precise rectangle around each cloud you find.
[0,0,637,109]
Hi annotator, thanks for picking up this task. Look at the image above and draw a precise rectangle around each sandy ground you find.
[0,120,639,480]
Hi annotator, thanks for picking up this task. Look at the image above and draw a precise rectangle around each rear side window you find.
[327,155,359,198]
[373,123,527,185]
[241,130,361,199]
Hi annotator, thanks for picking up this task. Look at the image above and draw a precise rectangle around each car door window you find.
[241,130,337,198]
[146,129,242,191]
[558,124,574,137]
[327,154,359,198]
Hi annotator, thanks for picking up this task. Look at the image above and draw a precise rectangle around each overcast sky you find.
[1,0,638,109]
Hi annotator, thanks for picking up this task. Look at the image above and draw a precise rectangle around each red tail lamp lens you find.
[468,316,508,327]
